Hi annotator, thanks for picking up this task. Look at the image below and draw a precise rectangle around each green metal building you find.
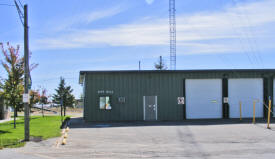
[79,69,275,122]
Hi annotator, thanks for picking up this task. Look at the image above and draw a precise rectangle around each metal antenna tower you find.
[169,0,176,70]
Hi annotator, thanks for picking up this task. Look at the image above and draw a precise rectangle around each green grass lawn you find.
[0,116,64,148]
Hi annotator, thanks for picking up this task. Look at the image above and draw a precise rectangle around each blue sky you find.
[0,0,275,98]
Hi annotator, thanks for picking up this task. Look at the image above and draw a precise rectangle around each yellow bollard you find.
[65,127,70,132]
[64,133,68,139]
[62,138,67,145]
[253,100,256,124]
[267,99,271,129]
[239,101,242,121]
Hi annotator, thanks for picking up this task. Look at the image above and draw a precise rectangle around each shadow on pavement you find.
[69,117,275,129]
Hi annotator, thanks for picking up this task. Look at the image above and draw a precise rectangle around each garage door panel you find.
[229,79,263,118]
[186,79,222,119]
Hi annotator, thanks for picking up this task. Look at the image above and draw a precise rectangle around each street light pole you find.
[23,4,30,141]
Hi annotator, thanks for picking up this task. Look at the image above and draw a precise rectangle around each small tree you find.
[154,56,167,70]
[1,43,24,128]
[29,89,40,109]
[53,77,75,117]
[40,88,48,117]
[0,43,38,128]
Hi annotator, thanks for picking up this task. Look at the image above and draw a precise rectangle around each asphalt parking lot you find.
[1,118,275,159]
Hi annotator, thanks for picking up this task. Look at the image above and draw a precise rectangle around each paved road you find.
[1,118,275,158]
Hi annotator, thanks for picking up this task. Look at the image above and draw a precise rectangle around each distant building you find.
[75,99,84,108]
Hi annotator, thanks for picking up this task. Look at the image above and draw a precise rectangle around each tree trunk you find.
[64,105,66,116]
[60,105,63,122]
[13,108,16,128]
[14,107,18,117]
[42,104,44,117]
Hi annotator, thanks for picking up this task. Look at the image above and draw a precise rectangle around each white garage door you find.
[186,79,222,119]
[228,78,263,118]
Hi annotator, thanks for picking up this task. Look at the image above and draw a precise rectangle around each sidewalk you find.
[0,118,12,123]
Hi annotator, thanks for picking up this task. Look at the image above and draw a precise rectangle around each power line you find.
[219,0,255,68]
[32,77,76,83]
[18,0,23,9]
[231,0,264,68]
[14,0,24,26]
[180,3,238,69]
[0,3,15,6]
[231,0,260,66]
[184,19,238,69]
[237,0,265,68]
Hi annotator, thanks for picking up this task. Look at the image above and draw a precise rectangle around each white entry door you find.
[228,78,263,118]
[186,79,222,119]
[143,96,157,121]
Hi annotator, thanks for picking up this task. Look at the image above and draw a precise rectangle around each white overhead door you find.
[228,78,263,118]
[186,79,222,119]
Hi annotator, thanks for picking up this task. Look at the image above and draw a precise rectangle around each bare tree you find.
[154,56,167,70]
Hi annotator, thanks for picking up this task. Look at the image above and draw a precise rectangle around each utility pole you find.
[15,0,30,141]
[23,4,30,141]
[160,56,163,68]
[139,61,141,70]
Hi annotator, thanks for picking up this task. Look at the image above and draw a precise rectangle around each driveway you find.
[1,118,275,158]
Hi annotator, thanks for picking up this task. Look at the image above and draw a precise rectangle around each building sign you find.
[23,93,29,103]
[223,97,228,103]
[178,97,184,104]
[97,90,114,94]
[118,97,126,103]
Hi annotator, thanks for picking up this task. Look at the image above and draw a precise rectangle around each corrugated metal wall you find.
[82,70,275,122]
[84,72,184,121]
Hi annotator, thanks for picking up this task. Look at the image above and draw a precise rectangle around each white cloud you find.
[34,0,275,55]
[46,6,124,32]
[145,0,154,5]
[82,6,123,24]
